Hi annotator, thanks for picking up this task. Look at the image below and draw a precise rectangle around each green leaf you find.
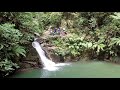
[87,42,92,48]
[76,46,79,49]
[12,45,26,57]
[0,44,4,50]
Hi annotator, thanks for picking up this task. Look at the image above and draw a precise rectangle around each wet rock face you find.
[19,37,64,70]
[19,43,42,69]
[34,38,45,44]
[41,46,61,63]
[49,53,61,63]
[23,44,39,61]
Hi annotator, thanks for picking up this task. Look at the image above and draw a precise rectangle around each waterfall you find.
[32,40,70,71]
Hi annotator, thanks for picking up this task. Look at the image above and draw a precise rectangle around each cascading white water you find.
[32,40,70,71]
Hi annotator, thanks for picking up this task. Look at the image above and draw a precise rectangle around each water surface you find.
[10,61,120,78]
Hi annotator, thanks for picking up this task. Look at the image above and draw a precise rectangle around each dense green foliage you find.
[0,12,63,77]
[1,12,120,77]
[0,12,41,77]
[52,12,120,62]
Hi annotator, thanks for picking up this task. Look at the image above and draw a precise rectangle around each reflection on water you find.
[40,69,56,78]
[10,61,120,78]
[40,66,64,78]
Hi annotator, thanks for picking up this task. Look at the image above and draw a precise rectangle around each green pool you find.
[10,61,120,78]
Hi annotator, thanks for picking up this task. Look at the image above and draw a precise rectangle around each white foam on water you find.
[32,41,70,71]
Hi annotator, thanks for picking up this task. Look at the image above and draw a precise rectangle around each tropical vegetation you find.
[1,12,120,77]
